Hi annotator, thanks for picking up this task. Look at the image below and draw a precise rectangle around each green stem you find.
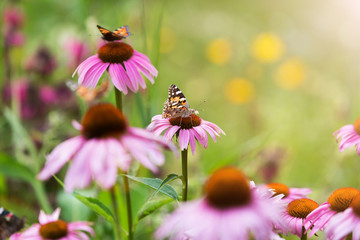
[300,227,307,240]
[114,87,123,112]
[110,187,122,240]
[123,175,133,240]
[181,149,188,202]
[33,181,52,213]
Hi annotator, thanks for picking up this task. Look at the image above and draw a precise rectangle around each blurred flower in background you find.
[3,6,25,47]
[206,38,232,65]
[25,45,58,77]
[223,78,255,104]
[251,33,284,63]
[64,38,90,70]
[275,58,306,90]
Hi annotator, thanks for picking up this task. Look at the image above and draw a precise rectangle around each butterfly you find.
[162,84,198,119]
[66,80,109,103]
[97,25,131,41]
[0,207,24,240]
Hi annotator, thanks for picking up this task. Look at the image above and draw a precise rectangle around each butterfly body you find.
[97,25,131,41]
[162,84,198,119]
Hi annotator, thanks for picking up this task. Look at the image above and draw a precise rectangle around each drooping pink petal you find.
[125,60,146,89]
[109,63,128,94]
[38,136,84,180]
[64,140,95,192]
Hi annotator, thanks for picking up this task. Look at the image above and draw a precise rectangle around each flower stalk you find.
[301,227,307,240]
[123,175,133,240]
[110,187,122,240]
[181,149,188,202]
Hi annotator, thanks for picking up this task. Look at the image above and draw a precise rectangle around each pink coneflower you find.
[278,198,319,238]
[156,167,285,240]
[305,187,360,237]
[73,39,157,94]
[326,194,360,240]
[334,119,360,154]
[266,182,312,202]
[38,103,175,192]
[147,114,225,155]
[9,208,94,240]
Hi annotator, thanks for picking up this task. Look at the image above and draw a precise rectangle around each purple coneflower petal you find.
[72,55,99,78]
[109,64,128,94]
[179,129,190,150]
[38,136,84,180]
[123,61,140,92]
[125,60,146,89]
[164,126,180,141]
[134,61,154,84]
[132,55,158,77]
[189,131,197,155]
[64,140,95,192]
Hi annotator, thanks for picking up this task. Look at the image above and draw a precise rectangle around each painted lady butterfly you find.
[162,84,198,119]
[0,207,24,239]
[97,25,131,41]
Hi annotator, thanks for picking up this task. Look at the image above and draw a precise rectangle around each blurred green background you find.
[1,0,360,239]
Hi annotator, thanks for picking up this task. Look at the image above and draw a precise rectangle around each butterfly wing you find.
[162,84,192,118]
[113,26,131,38]
[97,25,125,41]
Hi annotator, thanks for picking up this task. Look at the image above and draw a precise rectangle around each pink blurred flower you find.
[5,31,25,47]
[305,187,360,237]
[73,39,157,94]
[65,38,90,70]
[156,167,285,240]
[325,194,360,240]
[147,114,225,155]
[266,182,312,202]
[38,103,176,192]
[334,119,360,154]
[39,86,58,104]
[278,198,319,238]
[10,208,93,240]
[3,7,24,29]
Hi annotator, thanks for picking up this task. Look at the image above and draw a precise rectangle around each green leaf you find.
[153,173,180,198]
[124,175,179,201]
[53,176,115,223]
[137,197,173,221]
[0,153,35,184]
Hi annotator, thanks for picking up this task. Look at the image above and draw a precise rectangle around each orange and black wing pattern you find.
[97,25,131,41]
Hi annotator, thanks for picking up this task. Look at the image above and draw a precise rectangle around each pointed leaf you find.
[123,175,179,200]
[137,197,173,221]
[153,173,180,198]
[53,176,114,223]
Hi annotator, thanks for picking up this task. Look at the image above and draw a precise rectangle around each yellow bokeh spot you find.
[206,38,232,65]
[251,33,284,63]
[160,27,176,54]
[275,58,306,90]
[224,78,255,104]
